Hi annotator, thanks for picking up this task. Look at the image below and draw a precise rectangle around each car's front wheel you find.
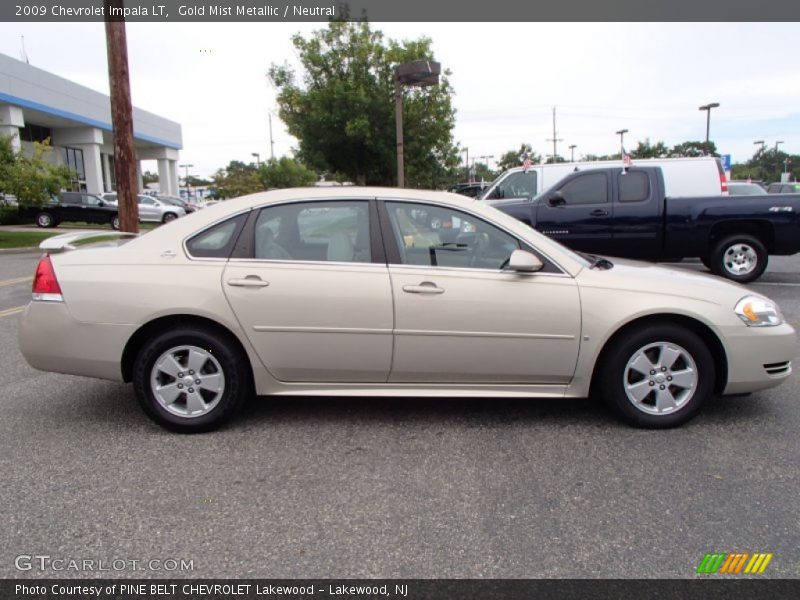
[162,212,178,223]
[110,215,120,230]
[35,211,57,228]
[132,327,251,432]
[598,324,715,428]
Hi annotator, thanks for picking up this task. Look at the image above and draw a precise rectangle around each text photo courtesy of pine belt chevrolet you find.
[17,188,795,432]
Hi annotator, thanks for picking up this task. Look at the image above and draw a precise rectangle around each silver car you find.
[19,188,795,432]
[101,193,185,223]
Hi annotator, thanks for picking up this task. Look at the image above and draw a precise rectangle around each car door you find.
[380,200,581,384]
[138,196,159,221]
[222,199,394,383]
[82,194,108,223]
[534,170,613,253]
[608,169,661,259]
[58,192,84,221]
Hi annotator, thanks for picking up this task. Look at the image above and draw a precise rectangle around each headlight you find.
[734,296,784,327]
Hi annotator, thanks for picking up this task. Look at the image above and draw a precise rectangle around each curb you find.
[0,247,40,254]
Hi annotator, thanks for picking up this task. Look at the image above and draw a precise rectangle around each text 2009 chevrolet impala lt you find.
[19,188,795,432]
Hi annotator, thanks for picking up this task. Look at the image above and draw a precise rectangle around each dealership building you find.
[0,52,182,195]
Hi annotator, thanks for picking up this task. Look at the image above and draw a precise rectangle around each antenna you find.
[20,36,30,64]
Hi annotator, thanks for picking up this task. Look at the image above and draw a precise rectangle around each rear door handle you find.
[402,282,444,295]
[590,209,609,217]
[227,276,269,288]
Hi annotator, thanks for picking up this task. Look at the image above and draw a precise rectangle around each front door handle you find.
[402,282,444,295]
[590,209,609,217]
[227,276,269,288]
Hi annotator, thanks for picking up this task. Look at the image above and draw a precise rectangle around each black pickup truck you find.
[490,166,800,283]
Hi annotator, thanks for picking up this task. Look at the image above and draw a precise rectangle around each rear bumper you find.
[18,301,135,382]
[721,323,796,395]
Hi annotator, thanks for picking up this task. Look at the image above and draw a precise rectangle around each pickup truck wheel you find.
[598,324,714,428]
[700,255,713,270]
[710,235,768,283]
[132,327,251,433]
[110,215,120,230]
[35,212,57,228]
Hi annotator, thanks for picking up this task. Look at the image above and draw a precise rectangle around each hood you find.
[576,257,753,306]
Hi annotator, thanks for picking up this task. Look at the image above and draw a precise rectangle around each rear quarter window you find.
[185,214,247,258]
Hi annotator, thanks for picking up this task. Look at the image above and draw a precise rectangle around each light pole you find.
[775,141,784,153]
[463,147,469,182]
[698,102,720,154]
[569,144,577,162]
[251,152,261,167]
[394,60,441,187]
[616,129,628,154]
[753,140,765,154]
[179,163,193,200]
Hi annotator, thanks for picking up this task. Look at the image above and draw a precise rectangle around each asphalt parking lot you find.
[0,251,798,579]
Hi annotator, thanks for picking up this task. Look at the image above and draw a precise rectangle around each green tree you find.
[496,144,540,172]
[268,21,459,188]
[630,139,669,159]
[669,140,717,158]
[259,157,318,188]
[142,170,158,185]
[211,160,264,199]
[731,148,799,183]
[0,135,72,207]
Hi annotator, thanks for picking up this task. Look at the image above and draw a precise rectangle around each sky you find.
[0,21,797,179]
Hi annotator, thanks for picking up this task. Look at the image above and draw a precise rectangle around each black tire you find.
[700,254,713,270]
[132,327,251,433]
[162,212,178,223]
[598,324,715,428]
[110,215,120,230]
[709,234,768,283]
[35,211,56,228]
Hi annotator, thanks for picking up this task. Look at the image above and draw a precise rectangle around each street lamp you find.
[775,141,784,153]
[179,163,193,200]
[569,144,577,162]
[615,129,628,154]
[753,140,766,154]
[251,152,261,167]
[698,102,720,153]
[394,60,441,187]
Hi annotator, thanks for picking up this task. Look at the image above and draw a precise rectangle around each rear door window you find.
[618,171,650,203]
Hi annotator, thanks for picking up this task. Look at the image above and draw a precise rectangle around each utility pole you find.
[463,147,469,182]
[104,0,138,233]
[546,106,563,162]
[268,113,275,160]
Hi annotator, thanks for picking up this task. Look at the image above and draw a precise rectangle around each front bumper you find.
[721,323,796,395]
[18,301,136,382]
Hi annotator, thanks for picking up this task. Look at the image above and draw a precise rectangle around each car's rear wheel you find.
[110,215,120,230]
[709,234,768,283]
[35,212,56,228]
[132,327,250,432]
[162,212,178,223]
[598,324,714,428]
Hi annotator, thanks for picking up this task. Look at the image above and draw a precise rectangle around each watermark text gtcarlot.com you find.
[14,554,194,572]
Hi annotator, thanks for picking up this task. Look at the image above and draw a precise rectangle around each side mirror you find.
[507,249,544,273]
[548,191,566,207]
[97,200,105,207]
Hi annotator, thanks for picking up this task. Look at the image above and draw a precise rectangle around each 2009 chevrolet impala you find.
[18,188,795,432]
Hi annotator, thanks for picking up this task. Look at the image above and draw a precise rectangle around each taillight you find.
[715,157,729,194]
[32,255,63,302]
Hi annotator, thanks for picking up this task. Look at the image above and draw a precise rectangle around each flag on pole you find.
[522,152,531,173]
[622,146,632,170]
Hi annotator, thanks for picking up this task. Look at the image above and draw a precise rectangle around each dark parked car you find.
[767,182,800,194]
[31,192,119,229]
[448,182,489,198]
